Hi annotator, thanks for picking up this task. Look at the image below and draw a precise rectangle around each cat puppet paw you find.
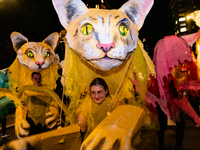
[45,101,59,129]
[15,105,30,138]
[80,105,146,150]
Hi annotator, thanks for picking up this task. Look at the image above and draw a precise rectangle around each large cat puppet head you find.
[10,32,59,71]
[52,0,153,71]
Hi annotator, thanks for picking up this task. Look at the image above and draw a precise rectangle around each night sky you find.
[0,0,174,69]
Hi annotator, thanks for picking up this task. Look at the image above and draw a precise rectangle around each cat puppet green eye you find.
[45,51,50,57]
[81,24,93,35]
[119,24,128,36]
[27,51,34,58]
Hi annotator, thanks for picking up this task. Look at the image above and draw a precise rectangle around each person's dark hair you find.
[90,77,109,96]
[31,72,41,78]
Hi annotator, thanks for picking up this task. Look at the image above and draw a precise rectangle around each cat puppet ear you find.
[181,32,200,47]
[43,32,60,51]
[52,0,89,28]
[10,32,28,52]
[119,0,154,31]
[52,0,153,30]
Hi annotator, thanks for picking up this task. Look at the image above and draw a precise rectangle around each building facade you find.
[169,0,200,35]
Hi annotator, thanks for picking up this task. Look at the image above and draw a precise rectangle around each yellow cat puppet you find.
[1,32,62,138]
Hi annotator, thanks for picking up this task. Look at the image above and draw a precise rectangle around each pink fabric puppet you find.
[146,32,200,150]
[146,32,200,126]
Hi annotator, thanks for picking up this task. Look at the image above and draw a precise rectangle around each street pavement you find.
[0,114,200,150]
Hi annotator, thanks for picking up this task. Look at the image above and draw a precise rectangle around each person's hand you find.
[45,104,59,129]
[115,101,123,107]
[15,106,30,138]
[77,112,87,132]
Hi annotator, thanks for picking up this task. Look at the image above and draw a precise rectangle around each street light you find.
[186,15,191,20]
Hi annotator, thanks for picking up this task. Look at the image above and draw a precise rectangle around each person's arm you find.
[77,111,87,132]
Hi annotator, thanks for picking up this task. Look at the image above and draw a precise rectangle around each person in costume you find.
[0,72,15,138]
[52,0,154,126]
[77,77,123,140]
[146,33,200,150]
[17,72,59,136]
[7,31,62,138]
[52,0,155,148]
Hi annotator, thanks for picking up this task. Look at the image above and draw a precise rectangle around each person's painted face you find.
[90,84,108,104]
[31,74,41,86]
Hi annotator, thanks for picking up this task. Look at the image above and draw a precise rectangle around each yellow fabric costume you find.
[77,95,113,139]
[22,91,51,127]
[62,39,154,124]
[8,58,58,106]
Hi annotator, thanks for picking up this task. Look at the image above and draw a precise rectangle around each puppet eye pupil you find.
[27,51,34,58]
[119,24,128,36]
[45,51,50,57]
[81,24,93,35]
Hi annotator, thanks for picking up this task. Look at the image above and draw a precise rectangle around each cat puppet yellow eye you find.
[81,24,93,35]
[45,51,50,57]
[119,24,128,36]
[27,51,34,58]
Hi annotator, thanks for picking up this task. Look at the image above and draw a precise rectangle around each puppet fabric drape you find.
[61,40,150,124]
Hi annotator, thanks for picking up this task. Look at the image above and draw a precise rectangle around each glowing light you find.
[180,23,186,27]
[101,0,104,3]
[95,4,99,8]
[186,15,191,20]
[180,27,187,32]
[179,17,185,22]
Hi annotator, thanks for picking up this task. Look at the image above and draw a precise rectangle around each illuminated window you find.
[180,27,187,32]
[178,13,184,16]
[180,23,186,27]
[179,17,185,22]
[175,20,178,24]
[101,0,104,3]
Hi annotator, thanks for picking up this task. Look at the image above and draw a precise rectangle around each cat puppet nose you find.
[35,61,44,66]
[97,42,115,52]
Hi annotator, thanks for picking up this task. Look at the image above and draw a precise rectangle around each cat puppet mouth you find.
[89,51,132,62]
[89,56,124,71]
[100,55,123,61]
[92,42,125,61]
[90,55,123,61]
